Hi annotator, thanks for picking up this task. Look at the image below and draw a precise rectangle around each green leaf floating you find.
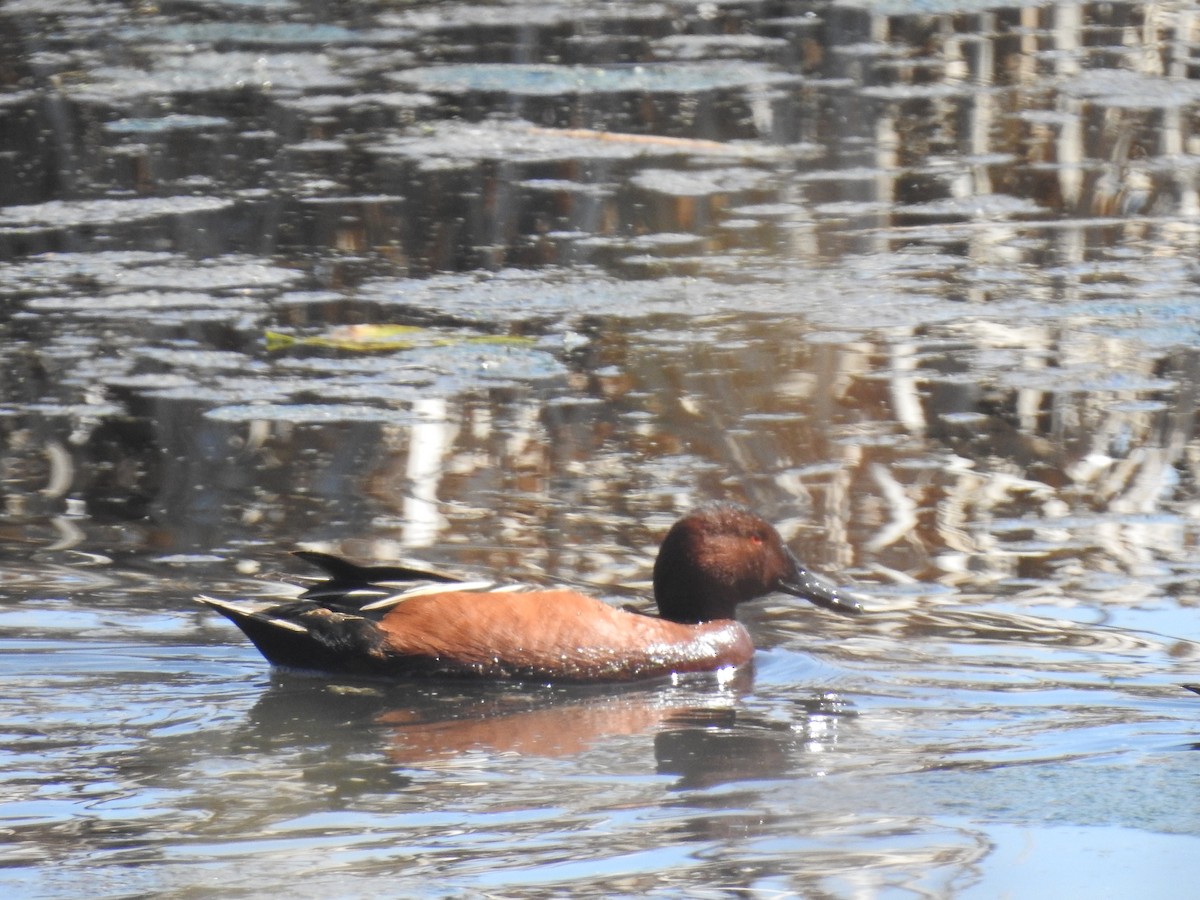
[265,325,535,353]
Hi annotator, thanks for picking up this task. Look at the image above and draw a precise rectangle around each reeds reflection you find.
[7,2,1200,897]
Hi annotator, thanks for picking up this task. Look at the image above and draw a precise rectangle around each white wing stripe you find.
[358,579,496,610]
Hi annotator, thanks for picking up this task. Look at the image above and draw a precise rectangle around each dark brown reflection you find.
[2,3,1197,271]
[4,3,1200,896]
[4,299,1200,614]
[241,672,856,790]
[243,675,747,777]
[655,692,857,790]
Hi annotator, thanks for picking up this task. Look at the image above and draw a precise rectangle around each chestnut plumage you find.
[199,503,863,683]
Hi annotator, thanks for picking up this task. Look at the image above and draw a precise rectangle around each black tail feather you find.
[293,551,459,597]
[201,597,386,675]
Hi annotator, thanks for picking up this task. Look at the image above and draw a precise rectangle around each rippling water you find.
[4,0,1200,896]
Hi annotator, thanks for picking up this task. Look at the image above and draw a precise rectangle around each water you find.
[4,1,1200,896]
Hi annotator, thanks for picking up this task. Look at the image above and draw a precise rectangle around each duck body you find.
[200,503,862,684]
[207,586,755,682]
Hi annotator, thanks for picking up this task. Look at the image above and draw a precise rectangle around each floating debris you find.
[369,119,789,167]
[392,61,801,97]
[264,324,536,353]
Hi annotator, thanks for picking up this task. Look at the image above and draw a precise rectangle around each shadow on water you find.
[5,0,1200,896]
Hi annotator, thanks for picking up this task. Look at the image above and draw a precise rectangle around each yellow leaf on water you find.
[464,334,537,347]
[265,324,426,352]
[265,325,537,353]
[264,331,297,352]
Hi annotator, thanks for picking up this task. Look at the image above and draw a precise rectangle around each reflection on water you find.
[5,0,1200,896]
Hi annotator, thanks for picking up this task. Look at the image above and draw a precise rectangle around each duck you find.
[198,502,864,683]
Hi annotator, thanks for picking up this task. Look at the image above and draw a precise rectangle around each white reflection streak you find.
[402,398,454,548]
[1053,4,1084,211]
[40,440,73,497]
[969,81,994,195]
[874,112,896,256]
[888,339,925,434]
[505,401,540,463]
[1106,446,1178,515]
[1171,7,1199,79]
[867,462,917,552]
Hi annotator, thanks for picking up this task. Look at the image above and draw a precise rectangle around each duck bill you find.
[778,550,864,616]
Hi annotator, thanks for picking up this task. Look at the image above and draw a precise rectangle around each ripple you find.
[204,403,420,424]
[393,61,800,97]
[0,196,232,229]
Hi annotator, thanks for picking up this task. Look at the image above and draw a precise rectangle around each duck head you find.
[652,503,864,624]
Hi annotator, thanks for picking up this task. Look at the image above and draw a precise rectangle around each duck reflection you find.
[240,671,856,791]
[655,693,856,790]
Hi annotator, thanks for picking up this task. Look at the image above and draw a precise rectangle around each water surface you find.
[3,1,1200,896]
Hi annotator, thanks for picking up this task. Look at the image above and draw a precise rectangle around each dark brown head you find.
[652,503,864,624]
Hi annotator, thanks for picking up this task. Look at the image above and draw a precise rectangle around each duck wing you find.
[292,550,473,611]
